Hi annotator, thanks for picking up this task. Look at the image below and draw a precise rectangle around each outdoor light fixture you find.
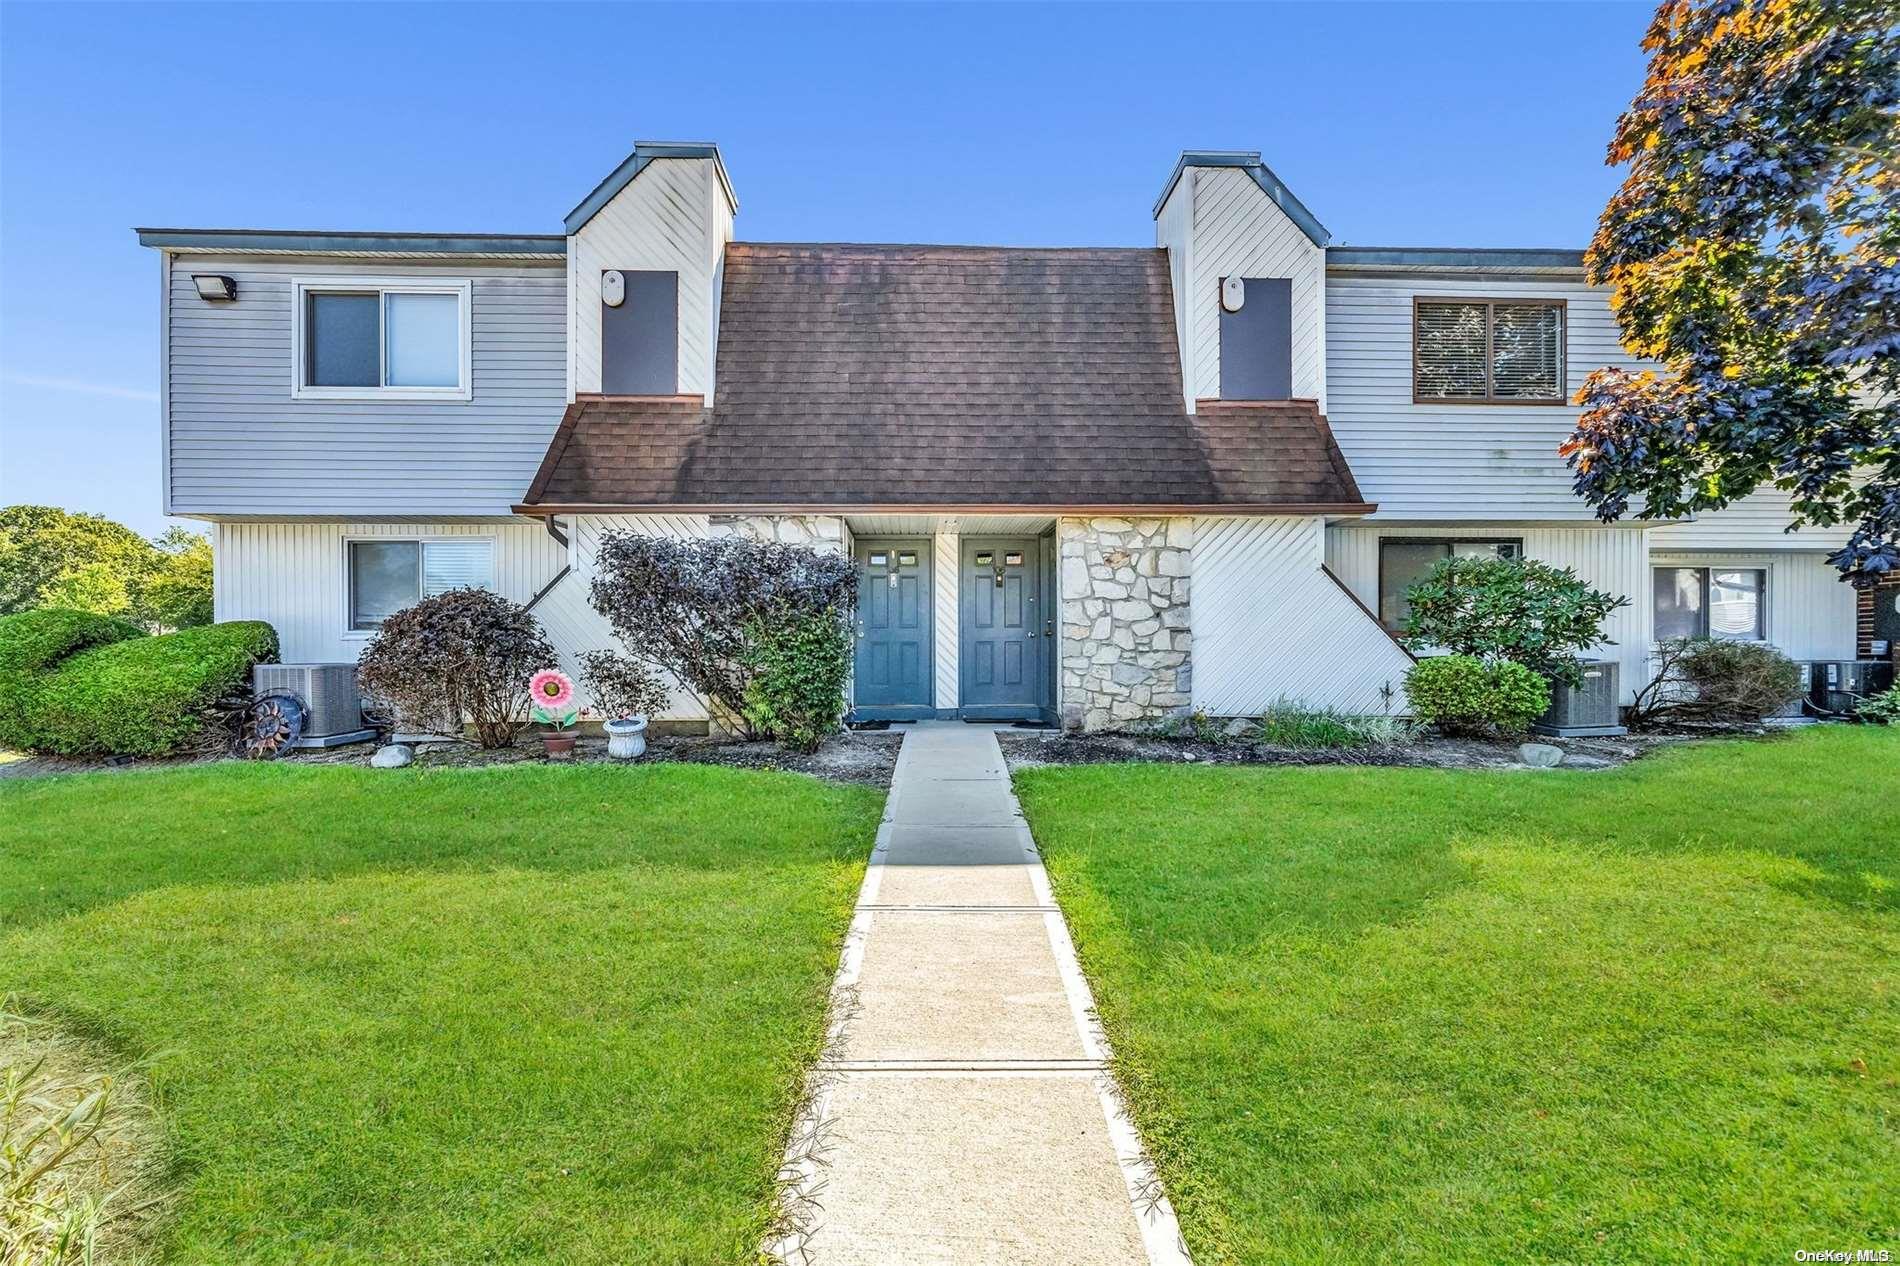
[191,274,237,302]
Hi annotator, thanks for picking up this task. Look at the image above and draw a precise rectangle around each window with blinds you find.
[1413,299,1565,403]
[348,538,496,630]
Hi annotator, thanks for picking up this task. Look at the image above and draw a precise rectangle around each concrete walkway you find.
[773,722,1190,1265]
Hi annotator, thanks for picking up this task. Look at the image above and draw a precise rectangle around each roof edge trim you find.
[563,141,737,235]
[1152,150,1330,248]
[134,228,565,255]
[1327,246,1586,270]
[513,500,1380,517]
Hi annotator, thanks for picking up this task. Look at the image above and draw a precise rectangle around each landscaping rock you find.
[1517,742,1563,768]
[1559,753,1615,770]
[370,744,414,769]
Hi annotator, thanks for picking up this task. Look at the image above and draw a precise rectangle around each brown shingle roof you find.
[516,242,1371,513]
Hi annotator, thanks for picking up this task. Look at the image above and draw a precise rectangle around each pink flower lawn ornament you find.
[529,669,578,728]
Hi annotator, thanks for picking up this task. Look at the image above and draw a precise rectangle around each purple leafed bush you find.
[588,533,857,738]
[355,588,556,748]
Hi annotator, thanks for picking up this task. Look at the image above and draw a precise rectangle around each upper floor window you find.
[293,278,471,401]
[1653,566,1765,642]
[1413,299,1565,404]
[347,537,495,631]
[1379,537,1523,629]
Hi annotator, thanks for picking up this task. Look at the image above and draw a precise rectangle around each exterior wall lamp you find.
[192,274,237,302]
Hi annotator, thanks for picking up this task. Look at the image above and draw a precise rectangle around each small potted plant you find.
[528,668,580,759]
[578,650,669,760]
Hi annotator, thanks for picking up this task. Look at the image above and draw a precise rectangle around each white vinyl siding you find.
[1162,166,1326,408]
[214,520,559,660]
[1649,487,1853,550]
[212,515,709,719]
[1192,515,1414,716]
[166,256,565,517]
[1324,273,1640,520]
[568,156,732,398]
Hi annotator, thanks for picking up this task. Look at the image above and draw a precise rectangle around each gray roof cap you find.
[1153,150,1330,248]
[564,141,738,235]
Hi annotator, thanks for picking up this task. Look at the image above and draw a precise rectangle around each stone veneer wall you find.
[709,514,847,552]
[1058,516,1192,731]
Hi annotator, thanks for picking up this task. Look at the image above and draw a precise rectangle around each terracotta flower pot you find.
[541,730,578,760]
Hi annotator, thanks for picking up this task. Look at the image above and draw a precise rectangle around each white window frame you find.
[341,534,497,638]
[1650,563,1770,644]
[292,277,473,402]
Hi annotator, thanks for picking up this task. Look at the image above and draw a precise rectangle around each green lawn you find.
[1,761,883,1263]
[1015,728,1900,1264]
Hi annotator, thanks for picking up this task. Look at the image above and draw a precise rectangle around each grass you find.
[1015,727,1900,1263]
[0,760,883,1263]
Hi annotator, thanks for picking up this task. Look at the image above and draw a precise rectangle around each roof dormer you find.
[1153,151,1329,412]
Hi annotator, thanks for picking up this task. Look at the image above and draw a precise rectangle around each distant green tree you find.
[0,506,212,628]
[148,528,215,628]
[1561,0,1900,586]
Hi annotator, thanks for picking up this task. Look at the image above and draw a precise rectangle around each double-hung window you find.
[1652,566,1766,642]
[347,538,495,631]
[1413,298,1566,404]
[1379,538,1523,629]
[293,278,472,400]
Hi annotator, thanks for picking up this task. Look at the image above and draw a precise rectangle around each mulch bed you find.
[0,731,906,791]
[995,727,1724,774]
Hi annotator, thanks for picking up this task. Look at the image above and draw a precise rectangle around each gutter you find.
[511,500,1380,517]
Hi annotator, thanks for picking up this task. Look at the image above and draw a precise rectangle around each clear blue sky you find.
[0,1,1651,537]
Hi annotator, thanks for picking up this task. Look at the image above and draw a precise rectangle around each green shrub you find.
[1401,555,1626,689]
[1854,686,1900,725]
[0,609,277,756]
[740,610,853,753]
[1405,655,1551,738]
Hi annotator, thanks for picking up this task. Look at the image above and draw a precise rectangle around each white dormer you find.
[565,141,738,399]
[1153,151,1329,412]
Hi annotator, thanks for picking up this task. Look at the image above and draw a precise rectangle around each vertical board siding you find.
[1325,522,1654,702]
[933,532,960,710]
[1193,515,1414,716]
[213,520,566,663]
[167,257,566,516]
[569,158,727,397]
[532,513,711,718]
[1323,273,1642,520]
[1186,168,1326,406]
[1651,550,1858,660]
[213,515,713,718]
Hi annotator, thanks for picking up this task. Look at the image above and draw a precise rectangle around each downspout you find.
[524,515,571,613]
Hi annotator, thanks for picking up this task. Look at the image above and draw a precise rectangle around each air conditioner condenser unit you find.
[251,663,377,749]
[1531,659,1626,738]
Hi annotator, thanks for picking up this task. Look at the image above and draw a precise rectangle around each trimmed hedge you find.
[0,608,277,756]
[1406,654,1551,738]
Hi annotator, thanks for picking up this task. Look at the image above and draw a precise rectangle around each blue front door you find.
[960,538,1044,719]
[853,539,933,719]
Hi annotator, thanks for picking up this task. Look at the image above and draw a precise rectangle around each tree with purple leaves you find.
[1561,0,1899,586]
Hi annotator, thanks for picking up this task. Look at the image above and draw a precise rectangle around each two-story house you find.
[138,143,1886,730]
